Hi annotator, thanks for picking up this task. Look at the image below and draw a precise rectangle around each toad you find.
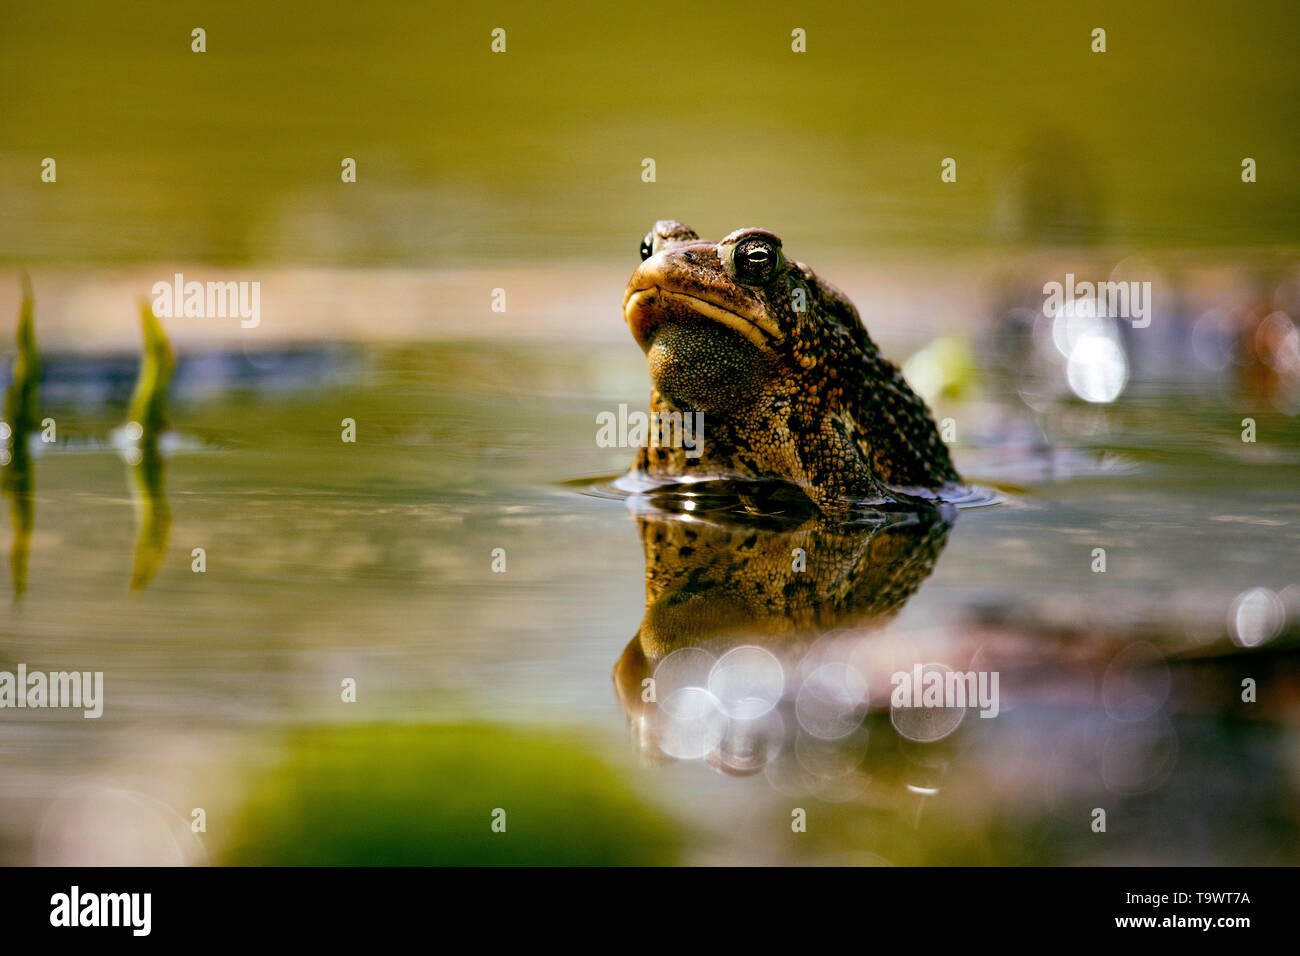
[624,221,960,513]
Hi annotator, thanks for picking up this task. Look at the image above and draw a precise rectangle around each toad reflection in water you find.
[612,487,963,797]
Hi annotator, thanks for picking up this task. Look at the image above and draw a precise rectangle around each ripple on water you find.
[568,472,1001,524]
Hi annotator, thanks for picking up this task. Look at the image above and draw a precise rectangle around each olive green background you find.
[2,0,1297,266]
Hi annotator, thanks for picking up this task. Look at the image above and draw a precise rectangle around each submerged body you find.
[623,220,959,514]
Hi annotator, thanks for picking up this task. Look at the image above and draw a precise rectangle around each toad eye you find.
[639,232,655,261]
[733,236,780,284]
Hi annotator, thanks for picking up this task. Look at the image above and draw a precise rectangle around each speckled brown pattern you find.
[623,220,959,514]
[612,504,954,728]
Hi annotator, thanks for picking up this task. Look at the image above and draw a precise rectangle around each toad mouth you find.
[624,286,780,352]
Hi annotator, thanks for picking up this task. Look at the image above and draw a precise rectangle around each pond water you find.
[2,316,1296,865]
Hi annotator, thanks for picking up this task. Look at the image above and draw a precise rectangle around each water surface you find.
[3,334,1296,865]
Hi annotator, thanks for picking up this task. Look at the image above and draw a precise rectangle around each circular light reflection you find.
[795,662,869,740]
[1066,333,1127,403]
[652,646,715,701]
[1101,642,1170,722]
[1050,297,1106,358]
[890,662,967,742]
[794,726,868,779]
[1256,311,1300,372]
[1229,587,1285,647]
[708,645,785,720]
[1190,308,1235,371]
[655,687,727,761]
[716,708,786,773]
